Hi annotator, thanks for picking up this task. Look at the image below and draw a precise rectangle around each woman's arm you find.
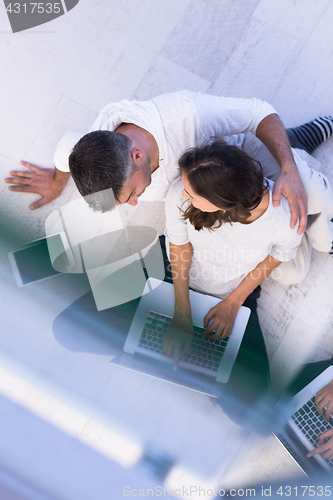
[162,241,194,369]
[315,380,333,422]
[170,242,192,315]
[307,429,333,461]
[307,380,333,460]
[203,254,281,339]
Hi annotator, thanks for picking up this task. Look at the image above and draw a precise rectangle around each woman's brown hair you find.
[178,139,268,231]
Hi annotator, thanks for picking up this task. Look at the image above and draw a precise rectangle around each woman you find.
[162,139,303,418]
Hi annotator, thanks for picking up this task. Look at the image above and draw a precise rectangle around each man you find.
[5,91,333,237]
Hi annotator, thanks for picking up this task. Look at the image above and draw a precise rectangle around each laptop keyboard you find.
[291,396,333,466]
[138,311,229,372]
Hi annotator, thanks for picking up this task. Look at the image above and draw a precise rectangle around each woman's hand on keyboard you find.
[162,313,193,370]
[315,380,333,422]
[307,428,333,461]
[203,297,240,339]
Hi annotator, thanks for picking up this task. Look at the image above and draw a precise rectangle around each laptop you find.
[113,278,250,397]
[275,366,333,476]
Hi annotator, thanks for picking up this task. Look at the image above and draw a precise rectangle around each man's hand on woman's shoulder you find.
[272,165,308,236]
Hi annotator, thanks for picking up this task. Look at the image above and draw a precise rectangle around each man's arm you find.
[256,114,308,235]
[5,162,70,210]
[203,255,281,338]
[162,241,194,369]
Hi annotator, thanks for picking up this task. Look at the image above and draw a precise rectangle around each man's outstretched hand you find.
[5,161,70,210]
[272,166,308,236]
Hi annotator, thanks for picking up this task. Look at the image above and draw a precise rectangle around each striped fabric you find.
[287,116,333,154]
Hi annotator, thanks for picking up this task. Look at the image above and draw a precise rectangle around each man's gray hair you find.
[69,130,138,212]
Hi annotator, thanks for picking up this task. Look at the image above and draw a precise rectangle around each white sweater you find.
[165,177,303,299]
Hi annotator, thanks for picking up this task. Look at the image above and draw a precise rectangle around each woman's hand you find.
[315,380,333,422]
[162,312,194,370]
[202,297,240,339]
[307,429,333,461]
